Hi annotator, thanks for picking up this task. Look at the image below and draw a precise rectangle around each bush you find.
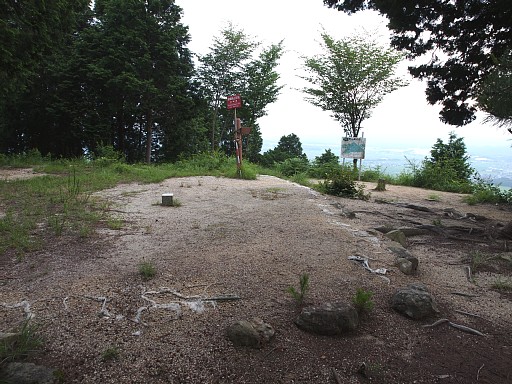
[278,157,310,177]
[352,288,374,315]
[316,170,358,198]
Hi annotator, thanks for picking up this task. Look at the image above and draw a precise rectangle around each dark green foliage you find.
[287,273,310,304]
[478,49,512,129]
[261,134,308,167]
[278,158,310,177]
[352,288,374,315]
[392,133,475,193]
[324,0,512,127]
[317,170,358,198]
[196,23,283,155]
[308,149,340,178]
[0,321,43,364]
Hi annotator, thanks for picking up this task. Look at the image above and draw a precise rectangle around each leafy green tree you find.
[261,133,308,166]
[78,0,195,162]
[196,24,283,158]
[301,32,407,140]
[0,0,89,100]
[426,132,474,182]
[309,149,340,178]
[324,0,512,127]
[0,1,91,155]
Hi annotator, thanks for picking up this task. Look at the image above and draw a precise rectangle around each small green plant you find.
[468,251,492,272]
[427,193,441,201]
[432,218,443,227]
[53,369,66,383]
[138,260,156,281]
[287,273,310,304]
[107,217,123,230]
[101,346,120,361]
[352,288,374,315]
[0,320,43,364]
[492,278,512,291]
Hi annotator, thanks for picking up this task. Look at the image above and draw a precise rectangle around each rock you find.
[295,302,359,335]
[388,245,418,275]
[391,284,439,320]
[385,229,407,247]
[1,362,57,384]
[227,318,275,348]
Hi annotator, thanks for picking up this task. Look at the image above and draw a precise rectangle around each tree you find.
[78,0,195,162]
[478,50,512,131]
[196,24,283,158]
[301,32,406,167]
[0,0,91,155]
[261,133,307,166]
[323,0,512,128]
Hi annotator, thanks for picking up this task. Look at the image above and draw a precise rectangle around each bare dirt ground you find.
[1,170,511,383]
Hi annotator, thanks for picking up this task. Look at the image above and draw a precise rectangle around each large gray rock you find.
[391,284,439,320]
[385,230,407,247]
[1,362,57,384]
[295,302,359,335]
[227,318,275,348]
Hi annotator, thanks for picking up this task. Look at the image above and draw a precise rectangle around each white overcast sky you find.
[175,0,511,155]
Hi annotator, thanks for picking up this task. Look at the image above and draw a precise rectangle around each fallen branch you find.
[448,322,485,336]
[450,292,478,298]
[331,367,342,384]
[423,318,485,336]
[477,363,485,381]
[454,310,482,319]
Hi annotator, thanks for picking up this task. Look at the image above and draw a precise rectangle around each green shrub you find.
[138,260,156,281]
[101,346,120,361]
[287,273,310,304]
[316,170,364,198]
[278,157,310,177]
[0,321,43,363]
[352,288,374,315]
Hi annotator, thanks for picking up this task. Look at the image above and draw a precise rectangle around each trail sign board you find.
[227,94,242,110]
[341,137,366,159]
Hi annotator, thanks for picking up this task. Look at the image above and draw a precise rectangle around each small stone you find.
[227,318,275,348]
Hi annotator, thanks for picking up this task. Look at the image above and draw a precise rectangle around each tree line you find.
[1,1,510,165]
[0,1,283,163]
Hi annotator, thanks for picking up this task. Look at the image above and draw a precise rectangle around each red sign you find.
[227,94,242,110]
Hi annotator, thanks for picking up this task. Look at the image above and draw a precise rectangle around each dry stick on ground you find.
[423,318,485,336]
[331,367,342,384]
[455,310,483,319]
[477,363,485,381]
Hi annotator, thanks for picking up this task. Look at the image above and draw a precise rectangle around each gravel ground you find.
[1,173,511,383]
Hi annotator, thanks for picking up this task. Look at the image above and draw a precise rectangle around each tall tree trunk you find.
[145,109,153,164]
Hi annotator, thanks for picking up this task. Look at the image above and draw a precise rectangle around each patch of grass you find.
[432,218,443,227]
[352,288,374,315]
[287,273,310,304]
[106,218,123,230]
[138,260,156,281]
[0,320,43,364]
[492,278,512,291]
[101,346,120,362]
[427,193,441,201]
[468,251,493,272]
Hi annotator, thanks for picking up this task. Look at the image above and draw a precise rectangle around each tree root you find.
[423,318,485,336]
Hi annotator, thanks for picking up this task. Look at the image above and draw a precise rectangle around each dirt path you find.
[1,174,511,383]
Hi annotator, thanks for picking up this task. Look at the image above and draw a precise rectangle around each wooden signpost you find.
[227,94,251,176]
